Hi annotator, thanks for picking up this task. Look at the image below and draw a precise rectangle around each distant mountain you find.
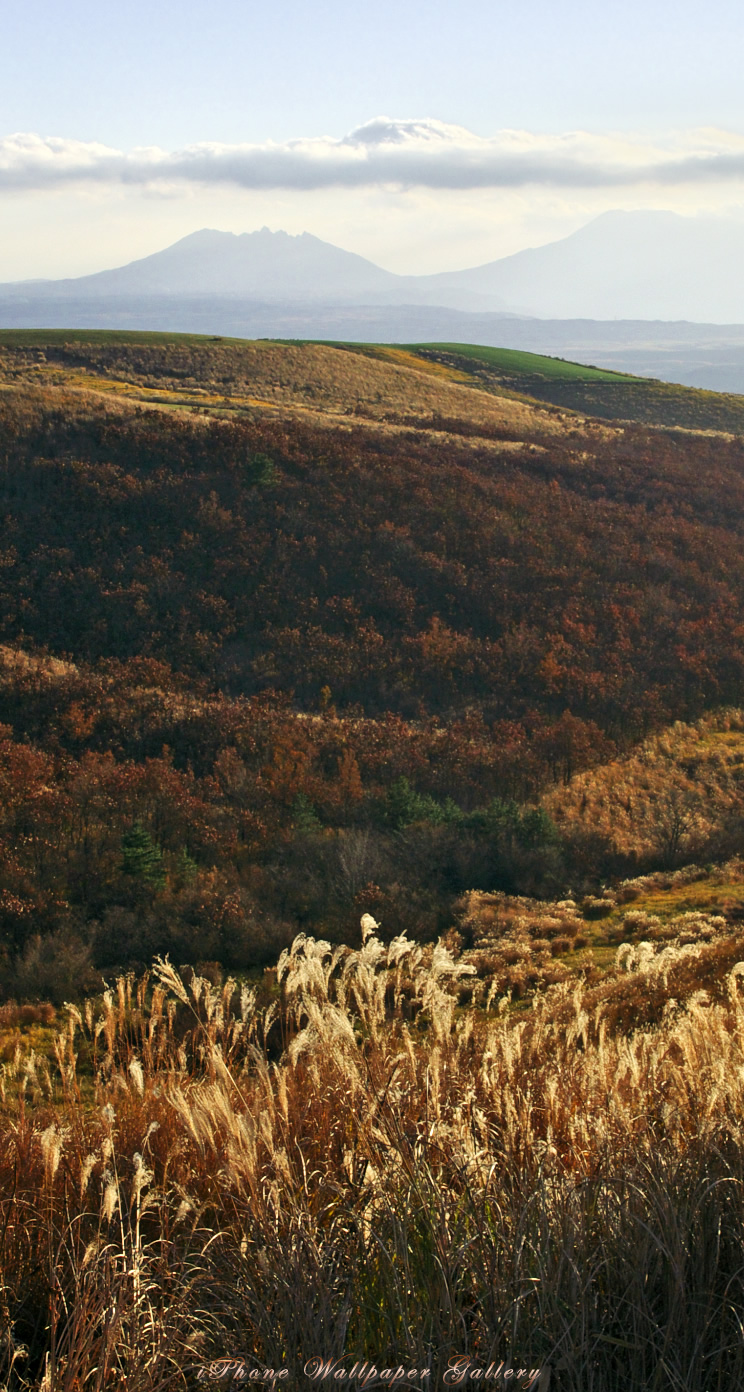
[6,215,744,390]
[432,210,744,321]
[0,227,511,311]
[19,228,401,301]
[4,212,744,320]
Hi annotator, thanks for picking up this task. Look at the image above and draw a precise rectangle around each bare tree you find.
[648,787,699,866]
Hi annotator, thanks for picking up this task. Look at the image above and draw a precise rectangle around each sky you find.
[2,0,744,279]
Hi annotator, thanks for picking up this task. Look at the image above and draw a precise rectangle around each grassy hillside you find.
[3,330,744,1385]
[0,357,742,730]
[0,330,579,441]
[265,334,744,431]
[1,332,744,972]
[5,327,744,434]
[545,708,744,864]
[394,340,630,382]
[0,332,742,986]
[400,341,744,431]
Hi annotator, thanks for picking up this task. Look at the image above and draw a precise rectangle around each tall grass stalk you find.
[2,936,744,1389]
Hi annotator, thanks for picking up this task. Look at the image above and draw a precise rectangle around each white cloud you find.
[4,120,744,193]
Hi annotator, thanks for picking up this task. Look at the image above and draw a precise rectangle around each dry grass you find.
[455,868,744,1017]
[2,928,744,1389]
[545,708,744,862]
[0,339,611,449]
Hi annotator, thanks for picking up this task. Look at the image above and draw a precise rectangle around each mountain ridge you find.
[6,215,744,390]
[0,225,512,311]
[3,210,744,320]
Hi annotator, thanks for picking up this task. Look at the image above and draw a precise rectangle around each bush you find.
[582,895,616,919]
[12,930,102,1004]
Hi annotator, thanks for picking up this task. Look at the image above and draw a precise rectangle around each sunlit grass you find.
[404,341,630,382]
[4,933,744,1387]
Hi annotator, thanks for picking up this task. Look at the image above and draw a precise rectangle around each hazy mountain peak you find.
[47,224,398,300]
[430,209,744,320]
[3,209,744,322]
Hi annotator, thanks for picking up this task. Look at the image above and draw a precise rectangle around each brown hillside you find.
[0,336,609,445]
[545,709,744,862]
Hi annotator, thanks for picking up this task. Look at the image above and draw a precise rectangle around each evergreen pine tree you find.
[121,821,166,889]
[292,792,322,833]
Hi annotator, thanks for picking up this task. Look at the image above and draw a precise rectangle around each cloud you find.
[3,120,744,193]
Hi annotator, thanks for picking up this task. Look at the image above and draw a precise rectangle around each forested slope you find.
[0,333,743,991]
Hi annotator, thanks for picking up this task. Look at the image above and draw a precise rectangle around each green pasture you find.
[403,340,632,382]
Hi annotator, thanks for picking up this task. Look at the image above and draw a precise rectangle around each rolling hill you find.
[4,332,744,1389]
[0,329,743,968]
[5,327,744,431]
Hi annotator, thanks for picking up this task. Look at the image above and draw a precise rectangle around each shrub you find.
[582,895,616,919]
[12,930,102,1005]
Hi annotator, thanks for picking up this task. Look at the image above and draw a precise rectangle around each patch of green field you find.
[402,342,744,433]
[631,878,744,918]
[568,876,744,942]
[0,328,246,348]
[404,341,631,382]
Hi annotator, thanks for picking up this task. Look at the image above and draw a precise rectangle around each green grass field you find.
[0,328,245,348]
[403,340,632,382]
[401,340,744,431]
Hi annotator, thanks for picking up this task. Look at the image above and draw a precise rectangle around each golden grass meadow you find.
[5,918,744,1390]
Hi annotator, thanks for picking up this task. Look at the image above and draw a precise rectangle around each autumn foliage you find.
[0,339,744,987]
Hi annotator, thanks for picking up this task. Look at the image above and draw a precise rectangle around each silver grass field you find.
[2,929,744,1390]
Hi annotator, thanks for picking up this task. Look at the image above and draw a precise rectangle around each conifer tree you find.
[121,821,166,889]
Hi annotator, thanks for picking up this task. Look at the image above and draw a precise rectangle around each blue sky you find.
[2,0,744,277]
[4,0,744,143]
